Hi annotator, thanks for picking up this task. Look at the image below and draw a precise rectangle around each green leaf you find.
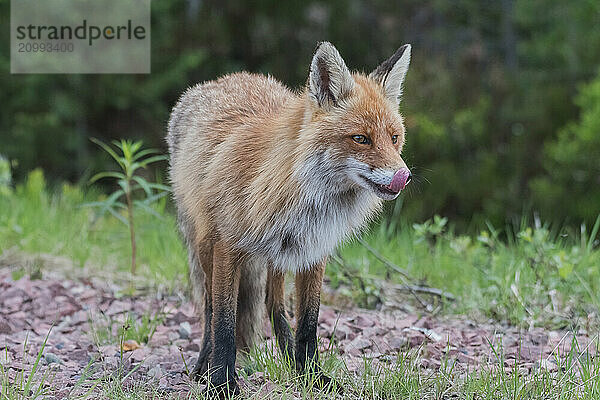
[141,190,170,205]
[89,171,126,184]
[117,179,129,194]
[107,207,129,226]
[587,214,600,253]
[133,200,163,219]
[131,141,143,154]
[132,176,152,196]
[96,190,125,215]
[138,155,168,167]
[132,148,161,162]
[129,161,142,174]
[145,182,171,192]
[91,138,125,169]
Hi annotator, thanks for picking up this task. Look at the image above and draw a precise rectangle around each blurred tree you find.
[531,71,600,223]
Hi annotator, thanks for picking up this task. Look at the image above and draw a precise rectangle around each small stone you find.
[148,365,164,379]
[504,358,518,367]
[349,337,371,351]
[404,326,442,342]
[99,345,118,357]
[121,340,141,352]
[179,322,192,339]
[333,324,354,341]
[45,353,63,365]
[388,336,408,351]
[353,314,376,328]
[130,348,147,362]
[148,333,169,347]
[185,342,200,352]
[0,319,12,334]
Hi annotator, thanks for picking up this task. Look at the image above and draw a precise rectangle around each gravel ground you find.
[0,268,594,398]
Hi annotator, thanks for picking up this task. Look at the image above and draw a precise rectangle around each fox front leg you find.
[294,259,335,388]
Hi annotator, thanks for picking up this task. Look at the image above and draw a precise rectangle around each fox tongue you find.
[387,168,411,193]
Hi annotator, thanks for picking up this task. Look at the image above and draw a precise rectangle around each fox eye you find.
[352,135,371,145]
[391,135,399,144]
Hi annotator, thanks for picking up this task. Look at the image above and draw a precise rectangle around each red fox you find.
[167,42,412,395]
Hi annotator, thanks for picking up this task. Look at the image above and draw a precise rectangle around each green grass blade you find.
[23,326,52,396]
[587,214,600,253]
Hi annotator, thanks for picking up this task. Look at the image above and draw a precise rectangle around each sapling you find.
[88,138,169,274]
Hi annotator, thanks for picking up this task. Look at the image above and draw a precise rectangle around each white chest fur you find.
[237,151,381,272]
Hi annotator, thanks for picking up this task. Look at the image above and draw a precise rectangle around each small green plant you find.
[413,215,448,244]
[89,311,164,346]
[87,139,169,274]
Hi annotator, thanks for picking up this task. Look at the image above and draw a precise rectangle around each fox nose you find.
[388,167,412,193]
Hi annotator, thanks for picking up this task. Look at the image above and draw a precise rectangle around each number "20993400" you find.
[18,42,74,52]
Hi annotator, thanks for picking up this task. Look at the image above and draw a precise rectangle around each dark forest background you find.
[1,0,599,229]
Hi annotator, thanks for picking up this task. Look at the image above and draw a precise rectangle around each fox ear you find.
[309,42,354,108]
[370,44,411,105]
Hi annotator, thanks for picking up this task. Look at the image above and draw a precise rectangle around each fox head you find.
[302,42,412,201]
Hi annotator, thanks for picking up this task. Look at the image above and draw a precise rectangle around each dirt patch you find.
[0,270,594,397]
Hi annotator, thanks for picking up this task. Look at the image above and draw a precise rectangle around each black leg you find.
[294,260,332,387]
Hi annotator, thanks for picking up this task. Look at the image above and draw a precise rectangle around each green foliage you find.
[532,70,600,223]
[327,254,383,309]
[339,215,600,328]
[87,139,169,274]
[413,215,448,244]
[0,0,204,184]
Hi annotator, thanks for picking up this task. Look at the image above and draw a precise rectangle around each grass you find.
[333,214,600,330]
[1,169,600,398]
[237,334,600,399]
[4,329,598,399]
[1,331,54,399]
[0,169,187,287]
